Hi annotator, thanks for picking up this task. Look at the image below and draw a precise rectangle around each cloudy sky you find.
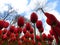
[0,0,60,34]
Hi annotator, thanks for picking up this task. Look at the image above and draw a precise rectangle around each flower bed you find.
[0,12,60,45]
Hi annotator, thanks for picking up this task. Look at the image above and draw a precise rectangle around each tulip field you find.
[0,9,60,45]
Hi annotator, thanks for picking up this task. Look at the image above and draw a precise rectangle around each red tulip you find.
[24,32,30,38]
[23,28,27,34]
[54,32,59,43]
[21,35,25,41]
[18,40,22,45]
[0,20,9,29]
[46,18,52,26]
[14,28,18,34]
[2,34,7,40]
[2,29,7,34]
[48,41,52,45]
[10,33,15,38]
[51,28,59,43]
[15,33,19,38]
[11,36,16,41]
[31,40,36,45]
[25,22,31,30]
[36,35,41,41]
[23,37,28,42]
[45,12,58,27]
[3,21,9,28]
[53,26,60,37]
[30,12,38,23]
[29,27,34,34]
[44,12,57,22]
[47,34,53,42]
[7,30,11,37]
[38,42,42,45]
[10,33,16,41]
[21,36,28,42]
[0,20,4,30]
[38,27,44,33]
[0,40,2,45]
[42,33,47,41]
[0,30,2,35]
[45,12,60,43]
[36,20,43,29]
[49,29,54,35]
[9,25,15,33]
[30,34,34,40]
[17,16,25,27]
[17,27,22,33]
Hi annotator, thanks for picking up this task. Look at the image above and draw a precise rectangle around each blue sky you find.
[56,1,60,12]
[0,0,60,34]
[48,0,60,12]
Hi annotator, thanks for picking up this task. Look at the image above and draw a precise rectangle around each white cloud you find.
[0,0,28,13]
[25,0,47,12]
[10,0,28,14]
[0,4,8,12]
[36,0,47,8]
[25,0,37,12]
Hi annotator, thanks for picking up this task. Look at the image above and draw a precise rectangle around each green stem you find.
[40,32,48,45]
[34,23,37,45]
[2,40,8,45]
[40,33,42,38]
[58,40,60,45]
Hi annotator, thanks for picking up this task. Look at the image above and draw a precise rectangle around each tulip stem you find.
[40,8,45,13]
[34,23,37,45]
[34,23,36,40]
[2,40,8,45]
[58,40,60,45]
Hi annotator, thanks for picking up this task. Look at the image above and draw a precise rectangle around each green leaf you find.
[10,41,18,45]
[58,40,60,45]
[2,41,8,45]
[41,41,48,45]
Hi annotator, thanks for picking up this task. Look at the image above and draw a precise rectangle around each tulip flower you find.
[42,33,47,41]
[30,12,38,23]
[36,20,43,29]
[25,22,31,30]
[23,28,27,34]
[29,27,34,34]
[44,12,60,43]
[17,16,25,27]
[47,34,53,42]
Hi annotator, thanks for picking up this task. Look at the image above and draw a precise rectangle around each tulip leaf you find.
[2,41,8,45]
